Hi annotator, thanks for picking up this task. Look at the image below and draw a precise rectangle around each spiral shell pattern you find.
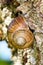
[0,29,3,40]
[7,16,34,49]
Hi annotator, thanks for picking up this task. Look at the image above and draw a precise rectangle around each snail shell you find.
[0,29,3,40]
[7,16,34,49]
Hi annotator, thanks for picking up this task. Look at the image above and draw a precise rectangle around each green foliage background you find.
[0,60,12,65]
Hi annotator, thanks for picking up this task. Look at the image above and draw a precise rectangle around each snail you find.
[0,24,3,40]
[7,15,34,49]
[0,29,3,40]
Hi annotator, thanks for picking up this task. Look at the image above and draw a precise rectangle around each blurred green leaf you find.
[0,60,12,65]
